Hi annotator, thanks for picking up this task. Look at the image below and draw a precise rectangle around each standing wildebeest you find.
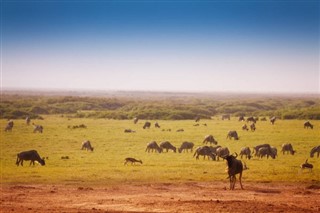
[270,116,276,125]
[26,116,31,125]
[216,147,230,161]
[222,114,230,120]
[124,157,143,165]
[239,116,245,122]
[81,140,94,151]
[145,141,162,153]
[304,121,313,129]
[155,122,160,128]
[178,141,194,153]
[4,120,14,132]
[16,150,45,166]
[250,123,256,131]
[133,117,139,124]
[257,147,276,159]
[226,130,239,140]
[203,135,218,145]
[242,124,249,131]
[223,153,244,190]
[143,121,151,129]
[32,123,43,133]
[252,144,272,157]
[281,143,296,155]
[246,116,256,123]
[310,145,320,158]
[159,141,176,153]
[239,147,252,159]
[193,146,216,160]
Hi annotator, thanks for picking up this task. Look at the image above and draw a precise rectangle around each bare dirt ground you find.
[1,181,320,213]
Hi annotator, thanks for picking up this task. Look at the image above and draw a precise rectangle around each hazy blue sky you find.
[1,1,319,93]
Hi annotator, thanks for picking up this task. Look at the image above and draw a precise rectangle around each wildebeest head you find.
[39,157,46,166]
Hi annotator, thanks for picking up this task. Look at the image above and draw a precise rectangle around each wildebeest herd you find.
[5,115,319,190]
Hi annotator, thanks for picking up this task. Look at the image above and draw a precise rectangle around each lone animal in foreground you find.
[143,121,151,129]
[32,123,43,133]
[304,121,313,129]
[226,130,239,140]
[159,141,177,153]
[281,143,296,155]
[270,116,276,125]
[124,157,143,165]
[203,135,218,145]
[81,140,94,151]
[193,146,216,160]
[300,159,313,171]
[178,141,194,153]
[223,153,244,190]
[4,120,14,132]
[16,150,45,166]
[146,141,162,153]
[310,145,320,158]
[239,147,252,159]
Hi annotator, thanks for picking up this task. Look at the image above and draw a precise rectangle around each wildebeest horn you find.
[233,152,238,158]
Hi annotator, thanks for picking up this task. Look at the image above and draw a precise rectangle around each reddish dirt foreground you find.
[1,181,320,213]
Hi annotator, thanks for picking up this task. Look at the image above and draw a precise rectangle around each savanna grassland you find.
[1,91,320,213]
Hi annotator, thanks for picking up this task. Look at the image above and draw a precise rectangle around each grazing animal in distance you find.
[239,116,245,122]
[242,124,249,131]
[250,123,256,131]
[257,147,276,159]
[246,116,256,123]
[281,143,296,155]
[4,120,14,132]
[304,121,313,129]
[310,145,320,158]
[143,121,151,129]
[223,153,244,190]
[216,147,230,161]
[300,159,313,171]
[239,147,252,159]
[146,141,162,153]
[32,123,43,133]
[203,135,218,145]
[178,141,194,153]
[176,128,184,132]
[81,140,94,151]
[226,130,239,140]
[155,122,160,128]
[16,150,45,166]
[270,116,276,125]
[26,116,31,125]
[222,114,230,120]
[252,144,272,157]
[124,157,143,165]
[124,129,135,133]
[133,117,139,124]
[260,117,267,121]
[159,141,177,153]
[193,146,216,160]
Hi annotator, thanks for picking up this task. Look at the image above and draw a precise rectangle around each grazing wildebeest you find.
[271,146,278,158]
[216,147,230,161]
[81,140,94,151]
[16,150,45,166]
[239,147,252,159]
[32,123,43,133]
[246,116,256,123]
[145,141,162,153]
[124,157,143,165]
[26,116,31,125]
[239,116,245,122]
[155,122,160,128]
[257,147,276,159]
[178,141,194,153]
[4,120,14,132]
[193,146,216,160]
[250,123,256,131]
[300,159,313,171]
[176,128,184,132]
[195,116,200,122]
[193,124,200,126]
[159,141,176,153]
[222,114,230,120]
[143,121,151,129]
[223,153,244,190]
[203,135,218,145]
[310,145,320,158]
[304,121,313,129]
[252,144,272,157]
[242,124,249,131]
[226,130,239,140]
[281,143,296,155]
[124,129,135,133]
[260,117,267,121]
[133,117,139,124]
[270,116,276,125]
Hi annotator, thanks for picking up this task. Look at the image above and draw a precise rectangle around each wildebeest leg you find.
[239,172,244,189]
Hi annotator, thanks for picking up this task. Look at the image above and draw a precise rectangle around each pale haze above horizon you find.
[1,1,320,94]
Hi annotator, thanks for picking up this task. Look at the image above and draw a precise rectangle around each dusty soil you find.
[1,181,320,213]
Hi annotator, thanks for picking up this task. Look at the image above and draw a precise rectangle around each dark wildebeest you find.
[300,159,313,171]
[145,141,162,153]
[304,121,313,129]
[223,153,244,190]
[252,144,272,157]
[159,141,176,153]
[216,147,230,161]
[193,146,216,160]
[124,157,143,165]
[143,121,151,129]
[195,116,200,122]
[270,116,276,125]
[310,145,320,158]
[155,122,160,128]
[257,147,276,159]
[250,123,256,131]
[26,116,31,125]
[4,120,14,132]
[203,135,218,145]
[178,141,194,153]
[239,116,245,122]
[176,128,184,132]
[281,143,296,155]
[222,114,230,120]
[242,124,249,131]
[239,147,252,159]
[133,117,139,124]
[81,140,94,151]
[226,130,239,140]
[246,116,256,123]
[32,123,43,133]
[16,150,45,166]
[124,129,135,133]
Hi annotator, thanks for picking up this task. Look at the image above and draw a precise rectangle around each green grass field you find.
[1,116,319,186]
